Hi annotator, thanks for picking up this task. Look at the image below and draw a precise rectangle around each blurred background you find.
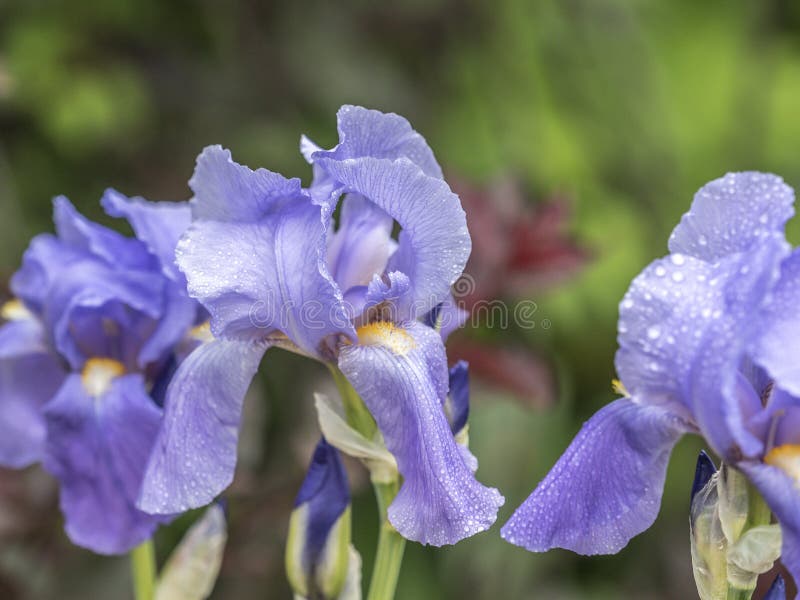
[1,0,799,598]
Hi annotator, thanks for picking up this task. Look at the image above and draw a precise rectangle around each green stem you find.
[327,364,377,439]
[744,478,771,531]
[325,365,406,600]
[367,480,406,600]
[725,588,753,600]
[130,539,157,600]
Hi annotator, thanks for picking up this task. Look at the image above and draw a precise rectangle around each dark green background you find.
[1,1,798,598]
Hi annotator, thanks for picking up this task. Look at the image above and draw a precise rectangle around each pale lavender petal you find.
[0,319,66,467]
[314,156,470,319]
[668,172,794,262]
[43,373,164,554]
[327,193,395,292]
[615,253,725,411]
[180,147,351,351]
[501,399,689,554]
[53,196,156,270]
[10,234,90,315]
[101,189,192,282]
[338,321,503,545]
[139,339,267,514]
[754,249,800,397]
[189,145,305,222]
[363,272,413,323]
[690,237,789,460]
[308,105,443,178]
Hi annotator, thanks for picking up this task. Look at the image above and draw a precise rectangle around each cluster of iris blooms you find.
[0,106,798,600]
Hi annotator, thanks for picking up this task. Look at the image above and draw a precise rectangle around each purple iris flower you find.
[140,106,504,546]
[285,438,351,599]
[501,172,800,587]
[0,191,200,554]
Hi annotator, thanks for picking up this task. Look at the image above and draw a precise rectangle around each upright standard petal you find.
[615,252,725,412]
[180,147,351,351]
[43,373,164,554]
[189,145,306,223]
[102,189,192,282]
[53,196,157,271]
[668,172,794,262]
[338,321,503,545]
[10,234,93,315]
[101,191,205,368]
[688,237,789,461]
[615,234,789,459]
[327,193,395,293]
[139,339,267,514]
[501,399,689,554]
[314,156,470,319]
[307,105,443,179]
[754,249,800,397]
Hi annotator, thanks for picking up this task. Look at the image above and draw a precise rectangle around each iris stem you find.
[326,366,405,600]
[328,364,377,440]
[367,480,406,600]
[130,539,157,600]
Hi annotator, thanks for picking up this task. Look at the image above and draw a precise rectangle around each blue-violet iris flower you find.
[501,172,800,587]
[285,438,352,599]
[0,191,202,554]
[139,105,504,546]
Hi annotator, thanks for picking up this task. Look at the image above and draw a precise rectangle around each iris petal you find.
[754,249,800,397]
[101,189,192,283]
[139,339,267,514]
[314,156,470,319]
[669,172,794,261]
[501,399,689,554]
[308,105,443,179]
[180,146,351,352]
[43,373,165,554]
[0,319,65,467]
[338,321,503,545]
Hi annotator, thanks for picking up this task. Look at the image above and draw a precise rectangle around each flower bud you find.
[690,452,781,600]
[286,438,353,600]
[155,502,228,600]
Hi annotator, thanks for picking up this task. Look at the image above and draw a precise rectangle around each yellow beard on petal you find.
[189,321,214,343]
[1,299,32,321]
[355,321,415,356]
[764,444,800,486]
[81,358,126,397]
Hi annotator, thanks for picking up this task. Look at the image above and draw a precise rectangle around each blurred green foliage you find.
[1,0,799,598]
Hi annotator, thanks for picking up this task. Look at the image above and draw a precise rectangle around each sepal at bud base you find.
[690,452,727,600]
[689,452,780,600]
[154,502,228,600]
[286,438,356,599]
[314,393,397,484]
